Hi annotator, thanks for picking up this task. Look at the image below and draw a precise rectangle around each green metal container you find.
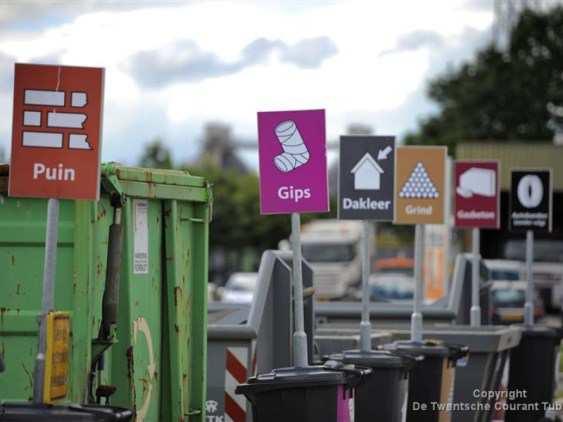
[0,164,211,422]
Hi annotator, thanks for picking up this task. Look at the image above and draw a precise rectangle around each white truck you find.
[299,220,366,300]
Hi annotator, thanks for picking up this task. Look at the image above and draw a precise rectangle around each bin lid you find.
[339,349,416,369]
[515,325,561,339]
[389,325,523,352]
[384,340,468,361]
[101,163,210,203]
[236,366,350,394]
[0,164,211,203]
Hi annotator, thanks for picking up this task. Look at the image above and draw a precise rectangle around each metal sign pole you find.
[411,224,424,343]
[360,221,374,352]
[524,229,535,326]
[33,198,59,403]
[470,228,481,326]
[291,212,308,367]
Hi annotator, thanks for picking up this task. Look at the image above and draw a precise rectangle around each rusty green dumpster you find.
[0,163,211,422]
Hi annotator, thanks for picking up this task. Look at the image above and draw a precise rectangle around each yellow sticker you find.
[43,311,70,403]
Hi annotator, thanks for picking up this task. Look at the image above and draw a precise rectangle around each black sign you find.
[510,169,552,232]
[338,136,395,220]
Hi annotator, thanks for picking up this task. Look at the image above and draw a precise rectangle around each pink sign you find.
[454,160,500,228]
[257,109,329,214]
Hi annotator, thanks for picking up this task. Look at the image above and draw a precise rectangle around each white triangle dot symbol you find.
[400,162,440,199]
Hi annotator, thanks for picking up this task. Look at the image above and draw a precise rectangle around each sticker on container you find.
[400,378,408,422]
[456,354,469,367]
[134,199,149,274]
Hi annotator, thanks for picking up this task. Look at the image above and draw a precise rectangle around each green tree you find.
[405,6,563,150]
[139,138,173,169]
[186,159,292,251]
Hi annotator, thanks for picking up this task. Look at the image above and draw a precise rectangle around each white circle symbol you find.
[517,175,543,208]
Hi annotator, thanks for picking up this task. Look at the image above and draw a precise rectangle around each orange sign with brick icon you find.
[9,63,105,200]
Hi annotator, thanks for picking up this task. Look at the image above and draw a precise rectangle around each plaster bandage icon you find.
[273,120,310,172]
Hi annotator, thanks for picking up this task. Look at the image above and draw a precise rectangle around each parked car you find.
[373,257,414,276]
[484,259,523,281]
[220,272,258,304]
[367,272,414,302]
[491,281,545,324]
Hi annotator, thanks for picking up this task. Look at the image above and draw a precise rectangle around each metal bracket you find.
[91,338,116,367]
[100,163,126,207]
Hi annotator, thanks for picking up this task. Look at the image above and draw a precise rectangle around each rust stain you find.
[126,346,137,409]
[174,287,182,307]
[96,260,103,277]
[97,205,107,221]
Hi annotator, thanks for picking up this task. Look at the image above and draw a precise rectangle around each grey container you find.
[315,327,393,359]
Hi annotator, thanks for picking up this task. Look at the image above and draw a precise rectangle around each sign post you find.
[257,109,328,366]
[394,146,446,342]
[338,135,395,351]
[8,63,104,402]
[454,160,500,326]
[510,169,553,326]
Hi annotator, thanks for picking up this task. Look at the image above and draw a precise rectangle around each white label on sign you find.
[134,200,149,274]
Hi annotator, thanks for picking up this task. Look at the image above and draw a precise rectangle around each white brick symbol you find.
[22,89,91,150]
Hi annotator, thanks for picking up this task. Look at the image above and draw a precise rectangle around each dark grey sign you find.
[510,169,552,232]
[338,136,395,220]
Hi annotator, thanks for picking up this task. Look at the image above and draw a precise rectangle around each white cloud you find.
[0,0,494,164]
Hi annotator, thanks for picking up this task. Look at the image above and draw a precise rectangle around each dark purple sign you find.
[454,160,500,228]
[257,109,329,215]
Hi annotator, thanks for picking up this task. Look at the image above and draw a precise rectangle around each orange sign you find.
[394,146,446,224]
[9,63,105,200]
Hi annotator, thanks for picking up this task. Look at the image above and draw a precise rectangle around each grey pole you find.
[470,228,481,326]
[411,224,424,342]
[290,212,308,367]
[524,230,535,326]
[33,198,60,403]
[443,157,452,298]
[360,221,374,352]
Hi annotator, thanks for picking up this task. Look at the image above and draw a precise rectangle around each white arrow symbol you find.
[377,146,392,160]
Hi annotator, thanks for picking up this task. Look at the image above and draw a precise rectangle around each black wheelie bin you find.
[236,364,368,422]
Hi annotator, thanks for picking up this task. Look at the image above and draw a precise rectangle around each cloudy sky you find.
[0,0,494,166]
